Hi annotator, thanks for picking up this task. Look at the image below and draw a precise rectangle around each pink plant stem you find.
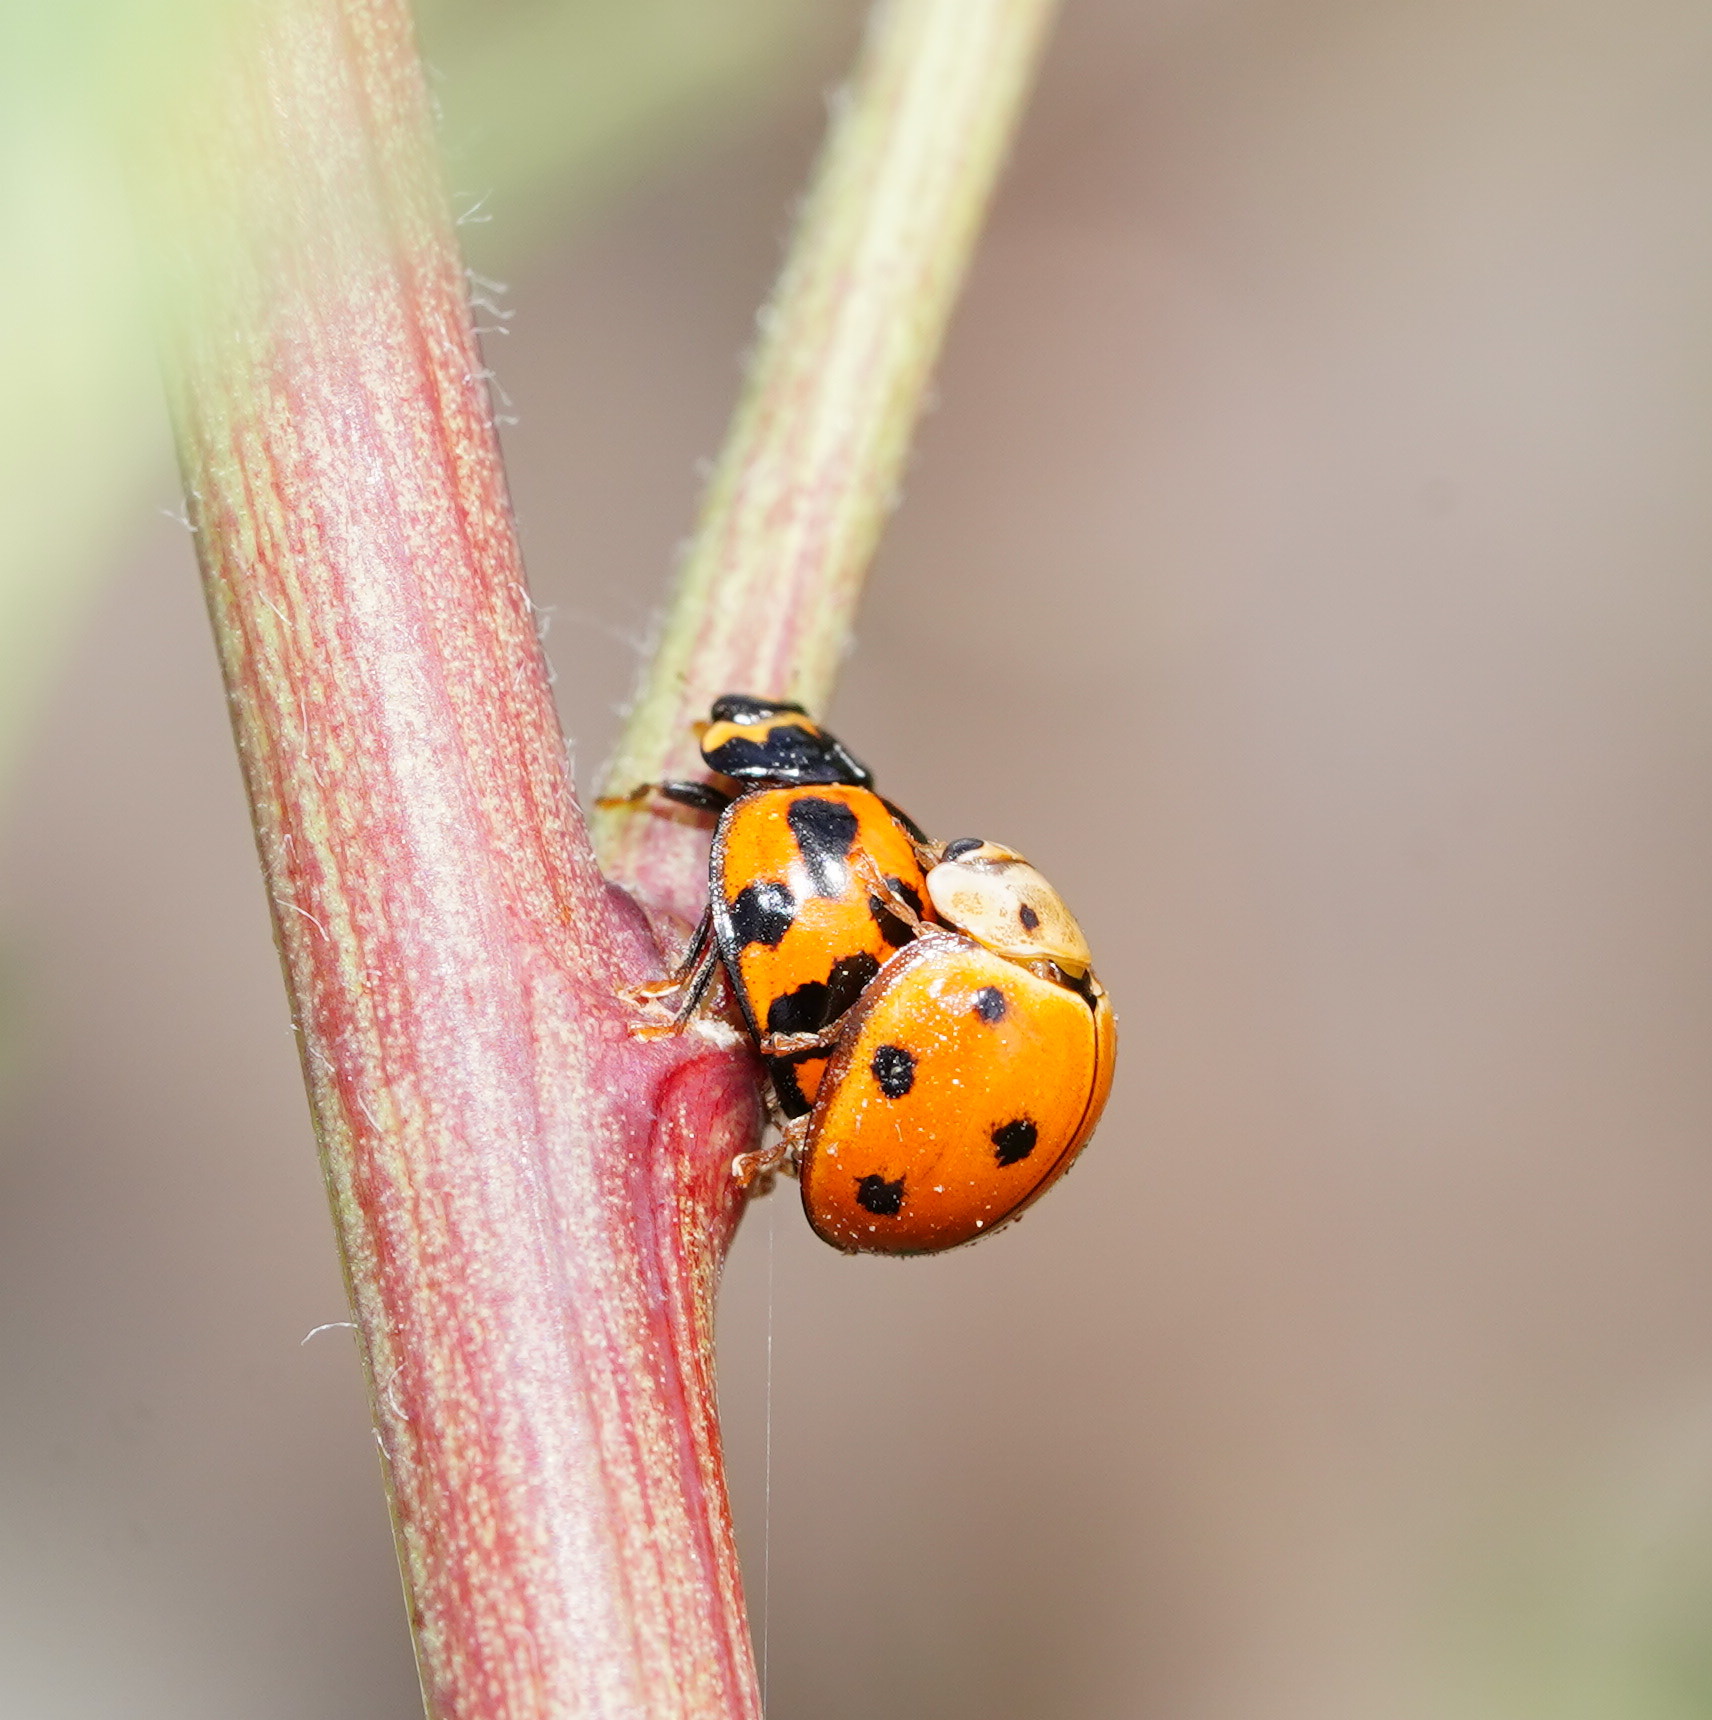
[150,3,761,1715]
[147,0,1059,1708]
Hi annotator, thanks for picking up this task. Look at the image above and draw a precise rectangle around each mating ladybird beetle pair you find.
[613,695,1115,1254]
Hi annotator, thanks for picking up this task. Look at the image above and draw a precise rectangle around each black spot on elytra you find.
[1019,902,1041,931]
[973,986,1007,1022]
[766,951,881,1035]
[868,878,920,950]
[829,949,883,1010]
[766,986,824,1036]
[870,1043,916,1098]
[992,1118,1038,1166]
[787,796,861,897]
[856,1173,906,1216]
[728,880,795,948]
[766,1050,825,1119]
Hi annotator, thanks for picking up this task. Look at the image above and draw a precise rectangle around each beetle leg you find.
[879,794,933,849]
[758,1025,844,1057]
[624,906,715,999]
[732,1115,808,1189]
[849,852,931,931]
[731,1136,788,1189]
[875,798,946,875]
[596,779,733,817]
[779,1112,810,1174]
[619,910,720,1038]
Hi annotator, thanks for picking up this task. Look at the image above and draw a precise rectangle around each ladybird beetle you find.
[797,841,1116,1253]
[616,695,938,1121]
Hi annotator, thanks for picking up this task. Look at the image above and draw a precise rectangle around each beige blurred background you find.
[4,0,1712,1715]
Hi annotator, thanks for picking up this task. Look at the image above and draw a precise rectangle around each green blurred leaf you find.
[0,0,845,793]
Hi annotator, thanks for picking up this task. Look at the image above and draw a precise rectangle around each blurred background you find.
[3,0,1711,1714]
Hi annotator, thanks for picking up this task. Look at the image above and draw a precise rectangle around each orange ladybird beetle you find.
[796,841,1116,1253]
[620,695,939,1122]
[617,698,1117,1255]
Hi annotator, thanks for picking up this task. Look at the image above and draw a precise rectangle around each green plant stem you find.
[593,0,1061,922]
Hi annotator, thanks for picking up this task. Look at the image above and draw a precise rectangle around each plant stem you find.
[145,0,1057,1713]
[148,4,760,1715]
[593,0,1061,923]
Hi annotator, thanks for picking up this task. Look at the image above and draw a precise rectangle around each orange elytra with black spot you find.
[712,781,934,1115]
[629,696,939,1120]
[798,846,1116,1254]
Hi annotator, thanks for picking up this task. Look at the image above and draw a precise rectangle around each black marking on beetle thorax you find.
[710,694,808,725]
[786,795,861,897]
[727,880,795,948]
[870,1043,916,1099]
[766,951,882,1036]
[992,1118,1038,1166]
[855,1173,906,1216]
[708,726,830,782]
[1018,902,1041,931]
[705,720,873,787]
